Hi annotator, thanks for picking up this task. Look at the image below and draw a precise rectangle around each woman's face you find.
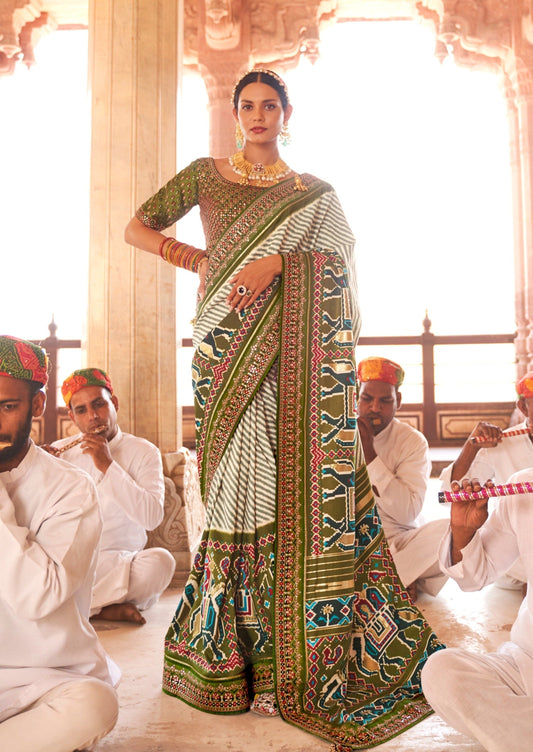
[233,81,292,148]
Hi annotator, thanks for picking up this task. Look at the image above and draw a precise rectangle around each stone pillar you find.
[196,0,250,158]
[504,75,529,375]
[202,63,248,158]
[87,0,182,451]
[507,65,533,373]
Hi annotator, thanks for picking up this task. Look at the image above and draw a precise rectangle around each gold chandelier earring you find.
[280,122,291,147]
[235,123,244,150]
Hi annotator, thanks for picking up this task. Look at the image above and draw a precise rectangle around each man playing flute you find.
[0,336,119,752]
[51,368,175,624]
[356,356,449,600]
[440,372,533,496]
[422,464,533,752]
[439,372,533,589]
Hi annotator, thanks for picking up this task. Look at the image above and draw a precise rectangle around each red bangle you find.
[158,236,172,259]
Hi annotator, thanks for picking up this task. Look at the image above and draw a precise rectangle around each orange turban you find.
[61,368,114,406]
[357,357,404,387]
[516,373,533,399]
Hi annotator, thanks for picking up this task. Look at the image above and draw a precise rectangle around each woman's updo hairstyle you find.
[232,69,290,111]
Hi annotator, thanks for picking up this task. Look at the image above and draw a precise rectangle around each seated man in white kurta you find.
[357,356,448,601]
[421,466,533,752]
[0,335,120,752]
[52,368,175,625]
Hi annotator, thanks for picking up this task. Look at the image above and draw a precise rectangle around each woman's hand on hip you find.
[197,257,208,301]
[227,255,283,311]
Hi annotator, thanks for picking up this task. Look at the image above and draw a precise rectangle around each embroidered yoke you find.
[136,158,444,750]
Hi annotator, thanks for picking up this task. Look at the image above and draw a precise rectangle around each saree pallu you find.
[163,174,444,749]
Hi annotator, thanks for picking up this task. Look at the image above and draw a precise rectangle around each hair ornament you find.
[231,68,290,108]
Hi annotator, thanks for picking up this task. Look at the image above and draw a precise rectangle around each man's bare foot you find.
[91,602,146,625]
[406,582,418,602]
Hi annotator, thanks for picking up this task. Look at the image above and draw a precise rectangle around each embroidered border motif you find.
[163,523,277,715]
[275,251,444,749]
[162,656,276,715]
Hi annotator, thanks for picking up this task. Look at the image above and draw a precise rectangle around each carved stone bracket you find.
[0,1,56,75]
[146,449,205,588]
[416,0,511,71]
[204,0,242,50]
[185,0,336,74]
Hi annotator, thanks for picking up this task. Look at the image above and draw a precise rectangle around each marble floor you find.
[95,480,522,752]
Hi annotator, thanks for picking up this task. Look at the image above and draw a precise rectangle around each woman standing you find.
[125,68,442,750]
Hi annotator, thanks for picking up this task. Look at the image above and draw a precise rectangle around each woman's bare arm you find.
[124,216,167,256]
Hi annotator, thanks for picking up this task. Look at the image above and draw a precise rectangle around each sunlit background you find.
[0,20,516,405]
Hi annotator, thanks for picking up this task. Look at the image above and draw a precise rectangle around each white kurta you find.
[0,442,119,723]
[439,420,533,488]
[366,418,448,594]
[52,427,167,610]
[421,467,533,752]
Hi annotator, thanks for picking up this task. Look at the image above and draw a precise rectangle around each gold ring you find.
[246,289,253,296]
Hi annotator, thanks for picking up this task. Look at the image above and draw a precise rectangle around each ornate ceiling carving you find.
[2,0,533,87]
[182,0,533,83]
[183,0,338,73]
[415,0,533,99]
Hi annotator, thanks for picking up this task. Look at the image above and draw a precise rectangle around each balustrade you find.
[29,316,516,447]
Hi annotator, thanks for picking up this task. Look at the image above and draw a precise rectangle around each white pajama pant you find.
[91,546,176,615]
[388,517,449,596]
[422,646,533,752]
[0,678,118,752]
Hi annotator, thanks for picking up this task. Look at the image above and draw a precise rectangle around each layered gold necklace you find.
[229,151,292,186]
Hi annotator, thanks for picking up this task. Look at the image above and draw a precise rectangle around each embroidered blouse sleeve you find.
[135,159,202,231]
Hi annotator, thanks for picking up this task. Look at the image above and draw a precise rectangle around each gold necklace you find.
[229,152,292,186]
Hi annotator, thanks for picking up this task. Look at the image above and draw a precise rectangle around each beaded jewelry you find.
[235,123,244,150]
[280,122,291,147]
[229,152,292,186]
[158,236,207,272]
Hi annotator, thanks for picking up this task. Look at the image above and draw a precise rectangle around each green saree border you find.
[274,250,444,750]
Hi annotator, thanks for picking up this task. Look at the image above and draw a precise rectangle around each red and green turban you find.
[516,373,533,399]
[62,368,114,406]
[0,335,49,386]
[357,356,405,387]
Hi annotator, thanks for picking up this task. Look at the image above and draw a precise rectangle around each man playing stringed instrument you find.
[50,368,175,625]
